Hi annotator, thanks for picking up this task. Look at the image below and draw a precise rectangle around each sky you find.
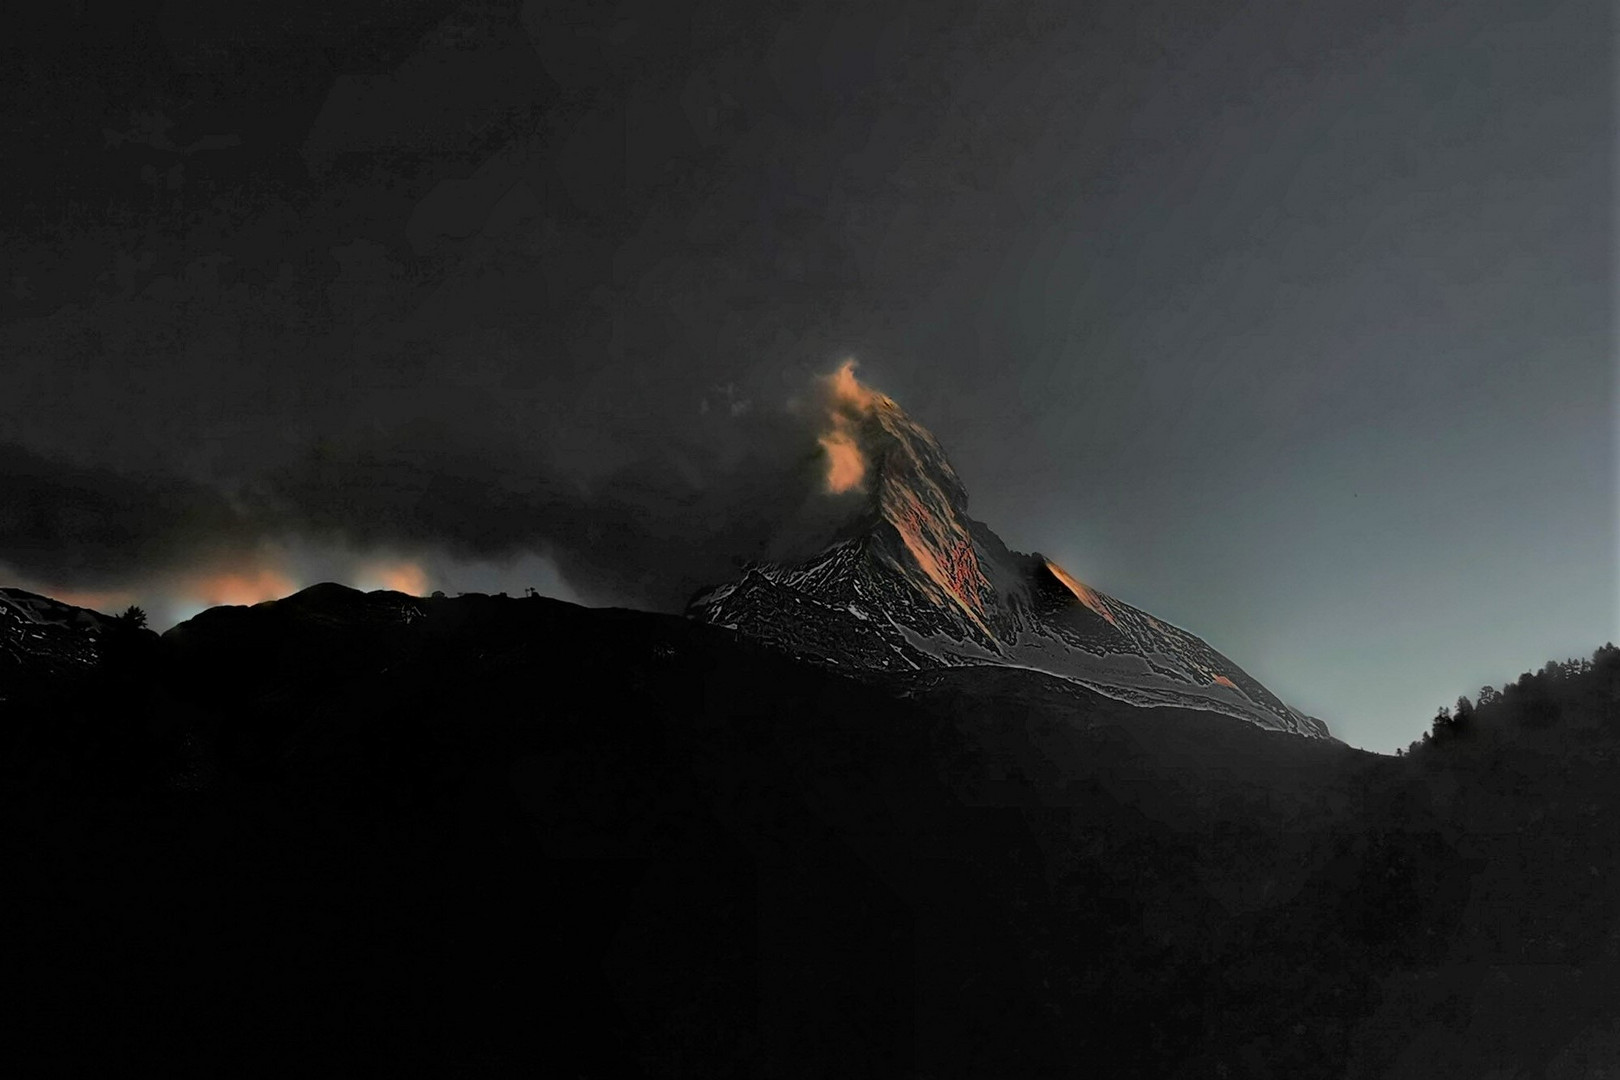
[1,0,1613,752]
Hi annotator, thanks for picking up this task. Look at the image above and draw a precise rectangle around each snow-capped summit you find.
[689,362,1330,738]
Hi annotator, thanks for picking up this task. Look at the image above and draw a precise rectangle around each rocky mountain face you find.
[0,587,122,699]
[690,363,1329,738]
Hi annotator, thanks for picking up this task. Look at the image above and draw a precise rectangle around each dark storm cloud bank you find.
[257,407,860,609]
[0,402,862,610]
[0,444,262,588]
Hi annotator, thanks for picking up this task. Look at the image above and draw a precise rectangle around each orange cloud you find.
[360,560,429,596]
[29,587,138,614]
[183,566,300,608]
[818,428,867,494]
[825,357,887,413]
[815,359,889,494]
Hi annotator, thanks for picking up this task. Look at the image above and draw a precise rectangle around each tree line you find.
[1405,643,1620,755]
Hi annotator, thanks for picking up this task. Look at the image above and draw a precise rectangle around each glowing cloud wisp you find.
[815,359,895,494]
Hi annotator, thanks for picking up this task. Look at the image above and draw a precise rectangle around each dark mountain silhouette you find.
[689,365,1329,737]
[4,582,1619,1077]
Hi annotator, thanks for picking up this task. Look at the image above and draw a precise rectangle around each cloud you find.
[256,397,849,610]
[0,366,865,615]
[0,442,263,587]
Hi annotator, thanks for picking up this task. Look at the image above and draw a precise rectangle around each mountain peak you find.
[693,362,1329,738]
[812,361,995,632]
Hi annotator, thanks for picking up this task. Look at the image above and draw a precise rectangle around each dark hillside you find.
[3,588,1617,1077]
[1349,644,1620,1077]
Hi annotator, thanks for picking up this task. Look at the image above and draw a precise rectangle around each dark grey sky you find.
[2,0,1612,750]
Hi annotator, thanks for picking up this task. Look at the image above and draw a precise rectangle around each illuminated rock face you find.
[689,387,1330,739]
